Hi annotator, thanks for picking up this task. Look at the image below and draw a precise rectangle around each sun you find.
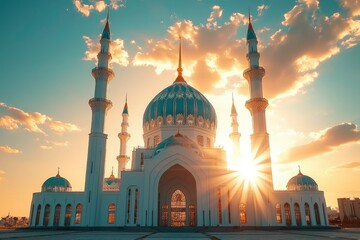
[240,160,258,182]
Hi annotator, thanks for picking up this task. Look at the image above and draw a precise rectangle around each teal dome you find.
[154,132,202,157]
[143,81,217,130]
[286,170,318,191]
[42,172,72,192]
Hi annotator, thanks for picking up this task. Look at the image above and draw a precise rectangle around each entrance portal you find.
[158,164,197,226]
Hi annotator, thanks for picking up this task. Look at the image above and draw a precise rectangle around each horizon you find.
[0,0,360,217]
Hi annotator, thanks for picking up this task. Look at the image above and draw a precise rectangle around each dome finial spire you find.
[298,165,303,175]
[174,36,186,83]
[56,167,60,177]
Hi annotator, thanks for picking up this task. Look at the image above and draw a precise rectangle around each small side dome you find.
[41,169,72,192]
[286,168,318,191]
[153,131,203,157]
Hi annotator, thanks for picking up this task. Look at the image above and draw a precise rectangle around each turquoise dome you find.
[286,170,318,191]
[154,132,202,157]
[42,172,72,192]
[143,81,217,129]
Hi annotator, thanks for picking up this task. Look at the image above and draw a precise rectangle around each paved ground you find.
[0,228,359,240]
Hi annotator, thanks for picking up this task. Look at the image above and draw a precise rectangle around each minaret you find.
[229,93,241,166]
[243,14,273,190]
[117,95,130,177]
[84,10,114,226]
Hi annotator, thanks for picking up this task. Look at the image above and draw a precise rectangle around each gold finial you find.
[248,8,251,23]
[106,6,110,22]
[177,36,183,76]
[56,167,60,177]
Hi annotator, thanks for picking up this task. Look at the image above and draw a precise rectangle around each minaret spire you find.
[174,36,186,83]
[229,93,241,167]
[84,10,114,226]
[117,95,131,178]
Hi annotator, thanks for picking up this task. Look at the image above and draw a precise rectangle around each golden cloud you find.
[73,0,124,16]
[278,123,360,163]
[0,145,22,154]
[0,102,80,134]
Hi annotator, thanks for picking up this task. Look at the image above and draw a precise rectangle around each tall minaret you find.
[117,95,130,177]
[84,10,114,226]
[243,14,273,190]
[229,93,241,166]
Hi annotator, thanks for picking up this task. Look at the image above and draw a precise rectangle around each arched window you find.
[75,204,82,224]
[171,189,186,226]
[134,189,139,224]
[275,203,282,224]
[126,189,131,224]
[227,190,231,224]
[314,203,320,225]
[43,204,50,226]
[64,204,72,226]
[218,188,222,224]
[154,135,160,146]
[240,203,247,224]
[197,135,204,146]
[294,203,301,226]
[189,204,196,226]
[35,204,41,226]
[284,203,291,226]
[108,203,115,224]
[304,203,311,225]
[161,205,169,226]
[53,204,61,226]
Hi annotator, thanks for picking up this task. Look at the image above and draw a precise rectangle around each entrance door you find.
[170,190,186,226]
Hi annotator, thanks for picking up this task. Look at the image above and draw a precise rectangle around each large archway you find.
[158,164,197,226]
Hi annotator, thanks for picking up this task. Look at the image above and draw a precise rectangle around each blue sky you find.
[0,0,359,216]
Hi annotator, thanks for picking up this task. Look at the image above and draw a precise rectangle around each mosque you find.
[28,13,329,228]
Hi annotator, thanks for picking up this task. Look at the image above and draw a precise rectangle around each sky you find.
[0,0,359,217]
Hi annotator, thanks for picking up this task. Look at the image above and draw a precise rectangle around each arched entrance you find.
[158,164,197,226]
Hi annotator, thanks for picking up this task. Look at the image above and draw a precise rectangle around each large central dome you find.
[143,80,217,130]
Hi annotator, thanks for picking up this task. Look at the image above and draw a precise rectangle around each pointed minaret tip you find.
[231,93,237,115]
[122,94,129,114]
[247,9,257,41]
[101,7,111,40]
[174,36,186,83]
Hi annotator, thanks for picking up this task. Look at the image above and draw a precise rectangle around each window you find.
[75,204,82,224]
[305,203,311,225]
[154,135,160,146]
[284,203,291,226]
[206,137,210,147]
[227,190,231,224]
[240,203,247,224]
[314,203,320,225]
[276,203,282,224]
[161,205,168,226]
[171,190,186,226]
[294,203,301,226]
[43,204,50,226]
[108,203,115,224]
[126,189,131,224]
[35,204,41,226]
[53,204,61,226]
[197,135,204,147]
[189,204,196,226]
[134,189,139,224]
[64,204,72,226]
[140,153,144,170]
[218,188,222,224]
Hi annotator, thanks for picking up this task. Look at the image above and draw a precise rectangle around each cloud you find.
[0,102,80,134]
[133,6,248,93]
[333,161,360,169]
[257,4,269,16]
[83,35,129,67]
[132,3,360,100]
[40,140,69,151]
[73,0,125,16]
[0,145,21,154]
[278,123,360,163]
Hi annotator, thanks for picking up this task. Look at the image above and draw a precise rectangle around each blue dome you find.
[42,172,72,192]
[286,170,318,191]
[154,132,202,157]
[143,81,217,130]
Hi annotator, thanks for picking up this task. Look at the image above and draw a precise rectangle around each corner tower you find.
[243,15,273,190]
[84,11,114,226]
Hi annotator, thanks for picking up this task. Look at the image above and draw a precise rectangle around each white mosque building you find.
[28,14,329,228]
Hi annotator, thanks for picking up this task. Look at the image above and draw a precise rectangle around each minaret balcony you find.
[89,97,113,110]
[91,67,114,81]
[245,98,268,112]
[243,66,265,80]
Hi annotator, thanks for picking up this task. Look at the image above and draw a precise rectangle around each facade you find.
[29,14,329,228]
[338,198,360,223]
